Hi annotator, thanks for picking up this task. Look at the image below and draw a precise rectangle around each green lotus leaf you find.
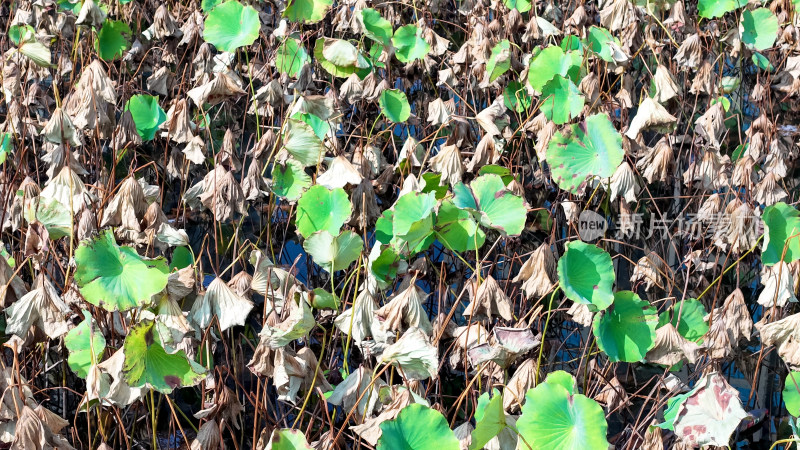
[370,245,403,285]
[741,8,778,51]
[203,1,260,52]
[656,390,692,430]
[74,229,169,311]
[752,52,774,71]
[283,0,333,24]
[303,230,363,273]
[393,191,437,245]
[276,38,310,77]
[547,113,624,194]
[657,298,708,343]
[271,159,312,201]
[65,310,106,379]
[518,371,609,450]
[124,94,166,141]
[201,0,223,12]
[698,0,739,18]
[593,291,658,362]
[486,40,511,83]
[377,404,460,450]
[11,24,53,68]
[0,133,11,164]
[453,174,527,236]
[310,288,340,309]
[762,202,800,266]
[265,429,314,449]
[31,197,72,239]
[170,246,193,271]
[291,112,329,140]
[586,26,623,63]
[503,0,531,12]
[95,20,130,61]
[282,118,325,167]
[527,46,582,92]
[314,38,370,78]
[540,75,584,125]
[435,199,486,252]
[380,89,411,123]
[361,8,392,45]
[504,81,532,113]
[295,185,351,238]
[470,389,507,450]
[123,319,205,394]
[557,240,615,311]
[784,372,800,417]
[392,25,430,63]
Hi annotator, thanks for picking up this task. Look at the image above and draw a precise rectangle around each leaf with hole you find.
[123,319,205,393]
[96,20,131,61]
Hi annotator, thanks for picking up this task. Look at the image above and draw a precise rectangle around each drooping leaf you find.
[361,8,392,45]
[547,113,624,193]
[74,230,169,311]
[283,0,333,23]
[540,75,584,125]
[762,202,800,266]
[741,8,778,51]
[527,46,582,91]
[95,19,131,61]
[392,25,430,63]
[295,185,351,238]
[558,240,615,311]
[203,1,260,52]
[586,26,626,63]
[0,133,11,164]
[380,89,411,123]
[123,319,205,393]
[377,404,460,450]
[303,230,363,273]
[671,372,748,447]
[452,174,527,236]
[10,24,53,68]
[593,291,658,362]
[276,38,310,77]
[282,118,325,167]
[30,198,72,239]
[392,192,437,252]
[518,371,609,450]
[486,40,511,83]
[314,38,370,78]
[124,94,166,141]
[65,310,106,379]
[469,389,507,450]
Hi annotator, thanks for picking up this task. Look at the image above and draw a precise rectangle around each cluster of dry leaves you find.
[3,0,800,448]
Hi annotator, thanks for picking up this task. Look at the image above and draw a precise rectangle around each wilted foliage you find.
[1,0,800,448]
